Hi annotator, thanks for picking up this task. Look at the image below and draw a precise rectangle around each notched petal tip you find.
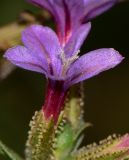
[22,24,49,39]
[107,48,124,67]
[22,24,60,49]
[4,46,20,60]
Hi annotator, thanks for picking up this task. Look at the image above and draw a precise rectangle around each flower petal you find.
[28,0,117,45]
[64,23,91,57]
[28,0,66,41]
[28,0,85,44]
[22,25,62,77]
[58,0,85,44]
[4,46,47,75]
[28,0,52,11]
[65,48,123,88]
[83,0,117,22]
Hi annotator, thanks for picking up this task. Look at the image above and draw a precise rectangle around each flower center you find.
[60,50,80,76]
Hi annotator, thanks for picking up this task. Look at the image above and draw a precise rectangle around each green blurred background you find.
[0,0,129,158]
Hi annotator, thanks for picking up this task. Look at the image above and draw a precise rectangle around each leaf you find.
[0,140,23,160]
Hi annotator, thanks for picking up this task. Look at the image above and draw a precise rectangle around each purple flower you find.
[4,24,123,122]
[28,0,117,45]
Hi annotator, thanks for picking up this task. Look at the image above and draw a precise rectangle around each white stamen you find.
[60,50,80,76]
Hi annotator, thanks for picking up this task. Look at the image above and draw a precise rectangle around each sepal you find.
[52,84,90,160]
[0,140,23,160]
[25,111,55,160]
[74,134,129,160]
